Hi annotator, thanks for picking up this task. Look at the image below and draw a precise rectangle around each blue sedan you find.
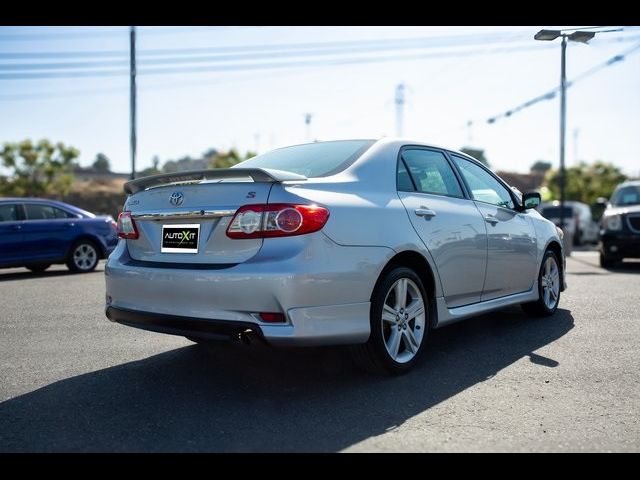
[0,198,118,273]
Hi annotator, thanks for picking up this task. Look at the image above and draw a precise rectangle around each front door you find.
[0,203,25,265]
[451,155,538,301]
[397,147,488,308]
[21,203,79,260]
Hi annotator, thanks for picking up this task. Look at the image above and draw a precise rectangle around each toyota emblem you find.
[169,192,184,206]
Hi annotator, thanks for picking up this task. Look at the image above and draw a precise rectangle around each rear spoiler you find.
[124,168,307,195]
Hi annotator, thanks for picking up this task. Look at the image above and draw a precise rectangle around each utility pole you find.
[395,83,405,137]
[129,26,137,180]
[304,113,313,142]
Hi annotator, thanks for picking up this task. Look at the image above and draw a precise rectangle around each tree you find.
[530,160,552,174]
[0,139,79,197]
[208,149,257,169]
[460,147,489,167]
[544,161,627,206]
[92,153,111,173]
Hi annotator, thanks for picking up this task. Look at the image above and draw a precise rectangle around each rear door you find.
[124,181,273,264]
[397,147,488,308]
[21,203,80,260]
[0,203,25,265]
[450,155,538,301]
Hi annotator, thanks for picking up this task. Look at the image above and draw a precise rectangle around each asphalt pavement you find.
[1,250,639,452]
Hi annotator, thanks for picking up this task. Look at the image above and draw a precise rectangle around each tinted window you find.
[452,156,514,209]
[236,140,375,178]
[397,159,415,191]
[24,204,74,220]
[0,204,19,222]
[541,206,574,218]
[611,185,640,206]
[401,149,463,197]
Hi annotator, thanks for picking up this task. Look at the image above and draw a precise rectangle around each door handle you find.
[11,224,22,231]
[414,207,436,218]
[484,215,499,225]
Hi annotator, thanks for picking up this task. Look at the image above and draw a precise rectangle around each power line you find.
[0,37,546,71]
[0,30,530,56]
[485,42,640,125]
[0,43,561,81]
[431,41,640,137]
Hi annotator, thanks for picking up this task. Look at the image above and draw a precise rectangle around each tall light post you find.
[534,28,595,233]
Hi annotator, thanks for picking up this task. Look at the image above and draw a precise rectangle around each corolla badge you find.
[169,192,184,206]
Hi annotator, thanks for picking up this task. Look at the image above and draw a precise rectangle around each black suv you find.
[599,180,640,268]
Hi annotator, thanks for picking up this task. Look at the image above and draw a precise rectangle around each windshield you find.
[610,185,640,206]
[235,140,375,178]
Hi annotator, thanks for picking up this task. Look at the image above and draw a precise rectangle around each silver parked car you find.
[105,139,566,374]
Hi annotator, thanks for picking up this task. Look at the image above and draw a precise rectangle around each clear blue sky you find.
[1,26,639,176]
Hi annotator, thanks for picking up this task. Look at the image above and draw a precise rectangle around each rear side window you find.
[24,204,75,220]
[236,140,375,178]
[400,149,464,198]
[0,203,19,222]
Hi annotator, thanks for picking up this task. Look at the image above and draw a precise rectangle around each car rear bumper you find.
[105,234,394,346]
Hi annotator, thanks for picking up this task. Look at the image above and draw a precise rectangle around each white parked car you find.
[540,200,599,246]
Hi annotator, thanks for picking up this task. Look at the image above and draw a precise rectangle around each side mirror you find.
[522,192,541,210]
[596,197,608,207]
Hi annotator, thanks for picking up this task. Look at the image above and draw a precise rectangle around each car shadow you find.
[0,267,104,282]
[0,307,574,452]
[606,261,640,273]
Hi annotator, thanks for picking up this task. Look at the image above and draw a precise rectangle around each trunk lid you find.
[123,182,273,265]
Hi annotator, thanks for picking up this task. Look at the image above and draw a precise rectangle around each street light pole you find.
[559,35,567,230]
[534,27,598,238]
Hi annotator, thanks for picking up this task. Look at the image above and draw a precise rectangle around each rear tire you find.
[66,240,100,273]
[522,250,561,317]
[573,229,582,247]
[26,263,51,273]
[351,266,429,375]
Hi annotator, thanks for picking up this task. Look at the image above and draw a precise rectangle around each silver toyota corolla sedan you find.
[105,138,566,374]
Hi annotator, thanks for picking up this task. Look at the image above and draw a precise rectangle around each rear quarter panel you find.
[268,140,445,298]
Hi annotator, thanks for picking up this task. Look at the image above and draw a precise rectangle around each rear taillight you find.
[116,211,139,239]
[226,203,329,239]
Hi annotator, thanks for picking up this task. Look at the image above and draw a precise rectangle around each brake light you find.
[116,211,139,239]
[259,312,286,323]
[226,203,330,239]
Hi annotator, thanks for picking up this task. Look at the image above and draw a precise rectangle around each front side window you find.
[0,203,19,222]
[452,156,515,209]
[24,204,75,220]
[400,149,464,197]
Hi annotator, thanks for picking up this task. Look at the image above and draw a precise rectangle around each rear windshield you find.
[541,206,574,218]
[610,185,640,206]
[236,140,375,178]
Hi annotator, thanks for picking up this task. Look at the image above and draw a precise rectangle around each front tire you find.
[351,266,429,375]
[522,250,561,317]
[66,240,100,273]
[599,252,617,269]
